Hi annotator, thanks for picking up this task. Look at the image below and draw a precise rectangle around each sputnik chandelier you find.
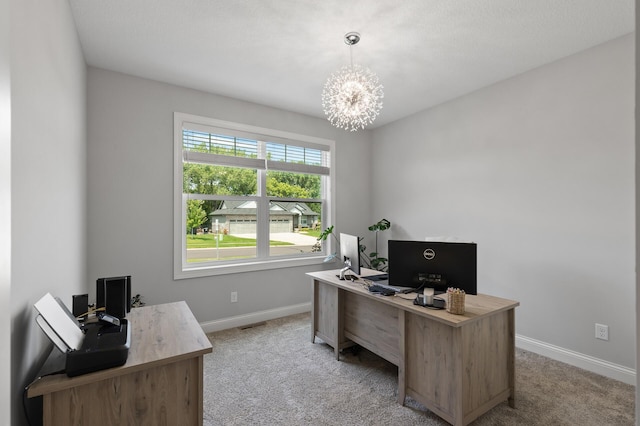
[321,32,384,132]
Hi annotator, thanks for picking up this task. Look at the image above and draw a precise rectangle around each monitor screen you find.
[388,240,477,294]
[339,233,360,276]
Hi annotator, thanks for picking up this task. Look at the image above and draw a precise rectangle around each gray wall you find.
[373,35,635,375]
[0,0,10,422]
[9,0,86,424]
[86,68,373,326]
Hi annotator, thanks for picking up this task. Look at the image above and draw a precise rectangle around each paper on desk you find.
[35,315,69,352]
[34,293,84,351]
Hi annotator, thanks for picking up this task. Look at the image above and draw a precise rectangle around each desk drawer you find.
[343,292,400,365]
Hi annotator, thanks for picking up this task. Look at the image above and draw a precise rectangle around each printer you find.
[34,293,131,377]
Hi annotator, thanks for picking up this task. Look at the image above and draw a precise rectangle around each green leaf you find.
[369,218,391,232]
[317,225,334,241]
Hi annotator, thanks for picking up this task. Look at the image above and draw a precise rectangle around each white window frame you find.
[174,112,336,279]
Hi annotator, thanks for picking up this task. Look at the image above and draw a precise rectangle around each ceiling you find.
[68,0,635,129]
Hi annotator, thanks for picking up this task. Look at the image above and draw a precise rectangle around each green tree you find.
[215,166,257,195]
[267,171,320,198]
[183,163,257,196]
[186,199,208,235]
[266,179,310,198]
[267,171,322,215]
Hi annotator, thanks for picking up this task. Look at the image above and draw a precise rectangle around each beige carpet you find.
[203,312,634,425]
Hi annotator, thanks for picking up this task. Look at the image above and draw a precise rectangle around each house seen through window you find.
[174,113,335,278]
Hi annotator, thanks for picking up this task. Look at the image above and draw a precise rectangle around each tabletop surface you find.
[28,301,212,397]
[308,268,520,327]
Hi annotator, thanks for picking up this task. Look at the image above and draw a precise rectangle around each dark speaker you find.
[96,276,131,319]
[72,294,89,318]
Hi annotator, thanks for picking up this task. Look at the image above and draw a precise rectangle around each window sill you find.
[175,255,331,280]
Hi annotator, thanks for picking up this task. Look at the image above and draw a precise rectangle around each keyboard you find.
[368,282,415,294]
[367,284,396,296]
[365,274,388,281]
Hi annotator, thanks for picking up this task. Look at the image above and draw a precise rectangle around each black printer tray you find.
[65,319,131,377]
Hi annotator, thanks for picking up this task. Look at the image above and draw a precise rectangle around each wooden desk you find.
[308,269,519,426]
[28,301,213,426]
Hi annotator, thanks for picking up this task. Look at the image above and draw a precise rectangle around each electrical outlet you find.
[231,291,238,303]
[595,323,609,341]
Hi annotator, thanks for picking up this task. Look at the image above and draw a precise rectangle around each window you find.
[174,113,335,278]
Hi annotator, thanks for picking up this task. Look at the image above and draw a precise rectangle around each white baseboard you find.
[200,302,311,334]
[516,334,636,386]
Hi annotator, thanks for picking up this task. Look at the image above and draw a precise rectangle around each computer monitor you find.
[388,240,477,294]
[339,233,360,277]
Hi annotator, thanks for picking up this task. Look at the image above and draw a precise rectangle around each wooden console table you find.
[308,269,519,426]
[28,301,212,426]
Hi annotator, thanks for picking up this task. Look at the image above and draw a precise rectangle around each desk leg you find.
[335,288,344,360]
[311,280,318,344]
[397,309,406,405]
[197,355,204,426]
[508,308,516,408]
[452,328,464,426]
[42,394,53,426]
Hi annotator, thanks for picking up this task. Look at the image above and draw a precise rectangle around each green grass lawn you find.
[300,229,321,238]
[186,233,293,249]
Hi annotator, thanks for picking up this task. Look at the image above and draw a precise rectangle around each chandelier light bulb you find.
[321,33,384,131]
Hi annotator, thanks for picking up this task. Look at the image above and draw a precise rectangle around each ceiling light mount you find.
[344,32,360,46]
[321,31,384,132]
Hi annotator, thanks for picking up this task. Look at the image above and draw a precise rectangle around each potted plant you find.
[313,225,340,262]
[360,218,391,271]
[130,294,146,308]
